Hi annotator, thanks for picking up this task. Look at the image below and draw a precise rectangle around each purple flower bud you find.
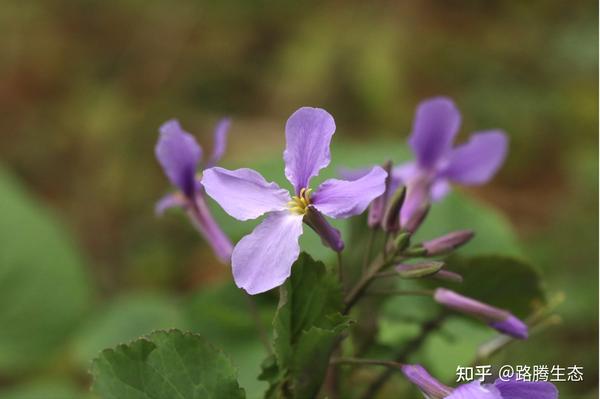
[304,206,344,252]
[368,161,393,228]
[433,288,528,339]
[422,230,475,256]
[401,364,453,399]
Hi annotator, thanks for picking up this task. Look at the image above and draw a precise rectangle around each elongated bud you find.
[304,206,344,252]
[433,288,528,339]
[395,261,444,279]
[401,364,453,399]
[400,178,431,234]
[402,202,430,234]
[368,161,393,228]
[393,232,411,253]
[422,230,474,256]
[431,269,463,283]
[382,186,406,232]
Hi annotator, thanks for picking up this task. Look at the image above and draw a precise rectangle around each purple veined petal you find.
[156,119,203,198]
[409,97,461,170]
[283,107,336,193]
[201,167,290,221]
[401,364,453,399]
[231,211,304,294]
[440,130,508,185]
[446,381,503,399]
[493,379,558,399]
[311,166,388,219]
[155,192,187,216]
[207,117,231,167]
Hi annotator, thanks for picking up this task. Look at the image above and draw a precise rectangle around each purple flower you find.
[402,364,558,399]
[201,107,388,295]
[433,288,528,339]
[394,97,508,225]
[155,118,233,263]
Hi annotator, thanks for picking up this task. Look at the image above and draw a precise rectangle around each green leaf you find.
[0,169,92,373]
[92,329,245,399]
[73,293,186,367]
[269,253,350,398]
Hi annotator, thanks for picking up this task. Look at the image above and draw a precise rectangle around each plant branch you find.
[359,312,448,399]
[332,357,403,370]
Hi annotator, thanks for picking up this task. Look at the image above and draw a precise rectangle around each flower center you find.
[288,188,312,215]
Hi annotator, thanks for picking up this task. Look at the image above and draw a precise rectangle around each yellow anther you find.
[288,187,313,215]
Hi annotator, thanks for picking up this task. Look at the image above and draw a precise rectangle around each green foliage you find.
[0,169,92,373]
[263,253,350,398]
[440,255,546,317]
[92,329,246,399]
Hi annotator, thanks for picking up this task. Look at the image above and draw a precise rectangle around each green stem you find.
[332,357,403,370]
[343,254,390,314]
[365,289,434,297]
[362,229,377,271]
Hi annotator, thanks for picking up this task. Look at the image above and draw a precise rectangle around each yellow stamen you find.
[288,187,313,215]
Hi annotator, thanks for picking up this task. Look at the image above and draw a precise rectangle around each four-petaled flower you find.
[394,96,508,225]
[201,107,387,294]
[402,364,558,399]
[155,118,233,263]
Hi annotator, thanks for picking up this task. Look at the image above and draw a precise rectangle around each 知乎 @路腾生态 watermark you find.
[455,365,584,383]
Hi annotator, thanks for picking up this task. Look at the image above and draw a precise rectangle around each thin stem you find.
[332,357,403,370]
[359,313,448,399]
[243,294,272,355]
[363,229,377,272]
[337,251,344,285]
[343,254,390,314]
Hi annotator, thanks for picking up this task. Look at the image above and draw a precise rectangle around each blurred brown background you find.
[0,1,597,398]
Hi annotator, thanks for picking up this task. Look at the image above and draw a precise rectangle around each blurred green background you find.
[0,1,597,398]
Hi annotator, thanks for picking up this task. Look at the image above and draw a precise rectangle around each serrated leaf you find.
[270,253,350,398]
[92,329,245,399]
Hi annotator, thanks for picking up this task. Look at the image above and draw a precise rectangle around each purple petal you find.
[430,178,451,200]
[156,119,202,198]
[231,211,303,294]
[155,192,186,216]
[401,364,453,398]
[447,381,503,399]
[201,167,290,221]
[284,107,336,193]
[207,117,231,167]
[337,166,372,181]
[441,130,508,185]
[311,166,388,218]
[409,97,461,170]
[494,379,558,399]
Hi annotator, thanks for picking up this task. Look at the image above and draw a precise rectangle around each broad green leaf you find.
[0,169,91,372]
[268,253,350,398]
[73,293,186,367]
[92,329,245,399]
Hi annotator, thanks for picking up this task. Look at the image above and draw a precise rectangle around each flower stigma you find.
[288,187,312,215]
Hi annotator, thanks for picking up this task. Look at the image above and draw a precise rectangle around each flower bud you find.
[433,288,528,339]
[431,269,463,283]
[382,186,406,232]
[368,161,393,228]
[422,230,474,256]
[401,364,453,399]
[395,261,444,279]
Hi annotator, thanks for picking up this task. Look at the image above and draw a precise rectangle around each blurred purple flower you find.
[402,364,558,399]
[201,107,387,295]
[434,288,528,339]
[155,118,233,263]
[395,96,508,225]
